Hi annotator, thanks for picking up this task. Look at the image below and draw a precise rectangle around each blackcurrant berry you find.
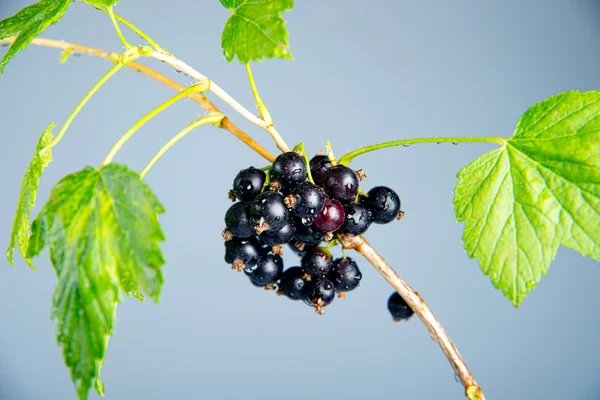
[303,277,336,313]
[387,292,414,322]
[224,237,263,271]
[324,165,359,203]
[314,196,345,233]
[270,152,307,189]
[224,202,254,238]
[232,167,266,201]
[309,155,333,186]
[301,247,332,276]
[328,257,362,292]
[341,203,372,235]
[249,192,289,234]
[245,254,284,287]
[362,186,401,224]
[293,219,325,247]
[259,218,296,246]
[280,267,309,300]
[285,182,326,218]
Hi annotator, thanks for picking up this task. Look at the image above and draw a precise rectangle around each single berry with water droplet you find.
[293,219,325,247]
[280,267,308,300]
[303,277,336,313]
[314,196,345,233]
[225,237,263,271]
[328,257,362,292]
[324,165,359,203]
[341,203,372,235]
[249,191,289,234]
[245,254,283,287]
[224,202,254,238]
[232,167,266,201]
[361,186,401,224]
[301,247,332,276]
[309,155,333,186]
[259,218,296,246]
[286,182,326,218]
[270,152,307,189]
[388,292,414,322]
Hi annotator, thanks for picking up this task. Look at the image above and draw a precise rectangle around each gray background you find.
[1,0,599,399]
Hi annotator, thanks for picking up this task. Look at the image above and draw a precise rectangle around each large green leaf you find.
[220,0,294,63]
[454,91,600,306]
[0,0,71,73]
[28,163,166,400]
[6,123,54,268]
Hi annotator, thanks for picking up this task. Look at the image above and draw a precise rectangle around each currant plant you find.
[1,1,599,400]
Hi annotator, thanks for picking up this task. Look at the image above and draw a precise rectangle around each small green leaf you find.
[0,0,72,74]
[6,123,54,268]
[220,0,294,63]
[453,91,600,306]
[28,163,166,400]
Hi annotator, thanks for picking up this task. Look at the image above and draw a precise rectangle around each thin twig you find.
[338,234,485,400]
[0,37,276,162]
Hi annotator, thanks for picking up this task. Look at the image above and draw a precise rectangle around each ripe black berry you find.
[341,203,372,235]
[293,220,325,247]
[259,218,296,246]
[324,165,359,203]
[362,186,401,224]
[249,192,289,234]
[303,277,336,314]
[301,247,332,276]
[232,167,266,201]
[387,292,414,322]
[224,202,254,238]
[314,196,345,233]
[224,237,263,271]
[270,152,307,189]
[245,254,283,287]
[286,182,325,218]
[328,257,362,292]
[309,155,333,186]
[280,267,309,300]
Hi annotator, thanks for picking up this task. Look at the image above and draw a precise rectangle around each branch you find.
[0,37,276,162]
[338,234,485,400]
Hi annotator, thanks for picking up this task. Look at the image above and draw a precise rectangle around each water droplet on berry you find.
[302,217,314,226]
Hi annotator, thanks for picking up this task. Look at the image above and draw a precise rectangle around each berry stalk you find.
[339,233,485,400]
[337,136,507,165]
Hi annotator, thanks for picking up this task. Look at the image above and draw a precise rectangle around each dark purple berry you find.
[341,203,372,235]
[303,277,336,312]
[293,219,325,247]
[259,218,296,246]
[388,292,414,322]
[280,267,309,300]
[286,182,325,218]
[249,192,289,234]
[224,202,254,238]
[328,257,362,292]
[314,196,345,233]
[301,247,332,276]
[362,186,401,224]
[309,155,333,186]
[245,254,283,287]
[270,152,307,189]
[232,167,266,201]
[324,165,359,203]
[224,237,262,271]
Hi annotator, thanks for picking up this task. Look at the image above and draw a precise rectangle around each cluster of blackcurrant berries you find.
[223,150,403,315]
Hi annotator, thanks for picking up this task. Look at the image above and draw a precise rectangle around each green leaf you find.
[28,163,166,400]
[453,91,600,306]
[0,0,72,74]
[6,123,54,268]
[220,0,294,63]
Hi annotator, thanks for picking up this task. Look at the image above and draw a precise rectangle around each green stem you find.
[48,61,128,149]
[337,136,507,165]
[292,143,315,184]
[140,114,224,178]
[107,7,133,49]
[102,82,209,165]
[245,63,273,126]
[102,9,166,53]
